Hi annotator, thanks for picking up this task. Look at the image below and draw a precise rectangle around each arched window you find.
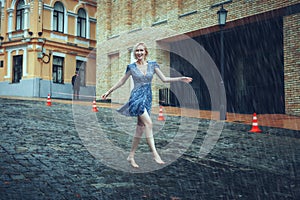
[16,0,25,31]
[53,2,64,33]
[77,8,86,38]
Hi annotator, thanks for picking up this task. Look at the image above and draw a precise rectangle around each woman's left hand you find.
[101,91,110,99]
[181,77,193,83]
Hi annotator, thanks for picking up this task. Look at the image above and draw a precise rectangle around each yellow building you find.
[0,0,97,100]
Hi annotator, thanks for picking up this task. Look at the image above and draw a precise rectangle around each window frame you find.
[16,0,25,31]
[52,56,64,84]
[77,8,87,38]
[12,55,23,83]
[53,2,64,33]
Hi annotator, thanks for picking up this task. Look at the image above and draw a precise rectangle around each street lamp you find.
[217,5,227,120]
[217,5,228,26]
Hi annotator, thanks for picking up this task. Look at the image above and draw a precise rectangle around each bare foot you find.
[153,155,165,165]
[127,157,139,168]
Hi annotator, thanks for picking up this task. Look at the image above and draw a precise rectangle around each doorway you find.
[169,18,284,114]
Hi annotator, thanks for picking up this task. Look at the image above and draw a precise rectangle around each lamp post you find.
[217,5,227,120]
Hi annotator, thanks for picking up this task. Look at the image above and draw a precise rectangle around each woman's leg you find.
[139,109,165,164]
[127,118,145,168]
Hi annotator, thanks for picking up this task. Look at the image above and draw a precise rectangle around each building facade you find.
[96,0,300,116]
[0,0,97,100]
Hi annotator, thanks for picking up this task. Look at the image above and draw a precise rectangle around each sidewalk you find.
[2,96,299,131]
[155,106,300,131]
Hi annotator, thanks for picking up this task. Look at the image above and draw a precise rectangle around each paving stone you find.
[0,98,299,199]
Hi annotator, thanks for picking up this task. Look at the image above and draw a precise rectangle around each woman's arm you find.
[155,67,192,83]
[102,73,131,99]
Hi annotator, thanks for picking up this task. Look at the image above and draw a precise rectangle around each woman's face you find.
[135,45,146,61]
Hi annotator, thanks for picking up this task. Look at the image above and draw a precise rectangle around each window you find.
[53,56,64,84]
[76,60,86,86]
[77,8,87,38]
[53,2,64,33]
[16,0,25,31]
[13,55,23,83]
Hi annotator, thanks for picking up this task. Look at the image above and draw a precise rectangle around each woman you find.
[102,42,192,168]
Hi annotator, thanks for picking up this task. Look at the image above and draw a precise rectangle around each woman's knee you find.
[144,120,153,129]
[137,110,152,129]
[137,124,145,132]
[139,118,152,129]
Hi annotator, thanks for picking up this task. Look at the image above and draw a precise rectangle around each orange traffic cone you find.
[92,99,98,112]
[157,106,165,121]
[46,94,52,106]
[249,113,262,133]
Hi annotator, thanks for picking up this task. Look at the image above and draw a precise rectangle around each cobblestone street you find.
[0,97,299,200]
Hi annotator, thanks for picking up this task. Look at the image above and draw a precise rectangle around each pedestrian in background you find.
[102,42,192,168]
[72,71,81,100]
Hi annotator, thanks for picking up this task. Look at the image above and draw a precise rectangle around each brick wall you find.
[97,0,300,115]
[284,13,300,116]
[97,0,300,40]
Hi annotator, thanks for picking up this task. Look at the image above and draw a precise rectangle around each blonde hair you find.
[133,42,148,59]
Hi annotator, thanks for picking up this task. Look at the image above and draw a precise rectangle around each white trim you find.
[24,7,30,30]
[64,8,68,34]
[1,3,4,19]
[7,9,13,33]
[75,14,78,37]
[4,45,28,78]
[86,14,90,39]
[11,32,24,38]
[10,0,17,9]
[76,56,87,62]
[23,49,28,76]
[50,32,68,40]
[74,38,89,46]
[5,44,27,51]
[89,18,96,23]
[50,6,53,30]
[67,11,77,17]
[36,45,42,50]
[43,4,53,11]
[52,52,66,58]
[4,51,12,78]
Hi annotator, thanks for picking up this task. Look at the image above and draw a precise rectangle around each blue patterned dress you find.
[117,61,159,116]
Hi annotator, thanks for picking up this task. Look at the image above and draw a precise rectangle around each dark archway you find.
[170,18,284,114]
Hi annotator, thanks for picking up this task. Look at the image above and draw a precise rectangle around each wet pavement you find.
[0,97,299,200]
